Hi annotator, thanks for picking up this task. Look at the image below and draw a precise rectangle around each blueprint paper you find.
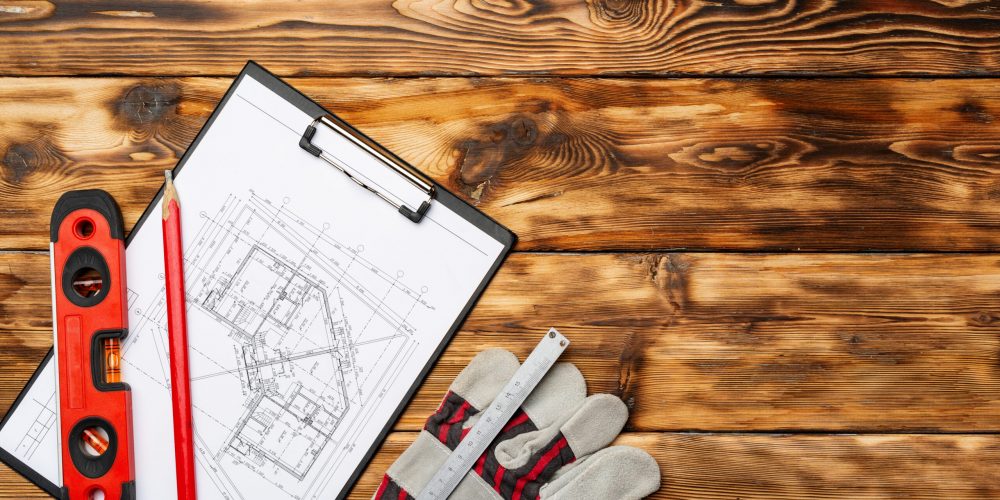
[0,73,507,499]
[0,359,59,486]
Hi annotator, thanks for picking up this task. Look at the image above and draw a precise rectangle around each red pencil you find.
[162,170,198,499]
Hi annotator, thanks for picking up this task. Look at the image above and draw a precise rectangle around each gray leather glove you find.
[374,349,660,499]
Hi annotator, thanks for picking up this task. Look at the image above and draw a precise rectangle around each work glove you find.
[374,349,660,500]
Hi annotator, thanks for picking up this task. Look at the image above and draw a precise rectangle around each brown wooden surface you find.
[351,433,1000,500]
[3,251,1000,433]
[2,1,1000,499]
[3,77,1000,251]
[4,432,1000,499]
[0,1,999,76]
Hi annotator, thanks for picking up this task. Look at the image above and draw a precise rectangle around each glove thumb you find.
[539,446,660,500]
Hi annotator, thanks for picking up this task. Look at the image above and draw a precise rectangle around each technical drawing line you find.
[118,190,426,499]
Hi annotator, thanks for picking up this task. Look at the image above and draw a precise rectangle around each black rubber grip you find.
[50,189,125,243]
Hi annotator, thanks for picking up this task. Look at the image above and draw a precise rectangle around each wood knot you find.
[469,0,536,17]
[953,101,993,124]
[117,83,180,128]
[969,311,1000,327]
[616,329,645,405]
[589,0,654,27]
[507,117,538,147]
[645,254,690,313]
[453,115,539,201]
[2,143,38,183]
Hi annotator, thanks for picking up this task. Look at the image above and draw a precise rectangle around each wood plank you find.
[349,432,1000,500]
[0,1,999,76]
[345,432,1000,499]
[2,77,1000,251]
[3,252,999,432]
[0,463,46,500]
[4,433,996,499]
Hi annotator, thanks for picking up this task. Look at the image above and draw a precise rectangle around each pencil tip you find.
[163,170,178,219]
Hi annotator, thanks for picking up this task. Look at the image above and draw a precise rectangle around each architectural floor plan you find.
[123,191,430,498]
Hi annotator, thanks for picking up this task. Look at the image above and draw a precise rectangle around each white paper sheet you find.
[0,74,506,499]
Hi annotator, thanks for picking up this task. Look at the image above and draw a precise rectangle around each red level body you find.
[50,190,136,500]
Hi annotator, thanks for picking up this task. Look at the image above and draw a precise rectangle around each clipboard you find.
[0,61,515,499]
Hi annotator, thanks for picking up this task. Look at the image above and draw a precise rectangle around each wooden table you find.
[2,1,1000,498]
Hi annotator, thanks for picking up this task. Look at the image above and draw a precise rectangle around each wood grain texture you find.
[368,432,1000,499]
[2,77,1000,251]
[0,2,997,498]
[3,251,999,432]
[346,432,1000,500]
[0,0,999,76]
[0,464,46,500]
[3,432,998,499]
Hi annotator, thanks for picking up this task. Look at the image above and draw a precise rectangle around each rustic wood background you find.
[2,0,1000,498]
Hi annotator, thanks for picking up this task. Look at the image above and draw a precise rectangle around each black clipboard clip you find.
[300,114,435,223]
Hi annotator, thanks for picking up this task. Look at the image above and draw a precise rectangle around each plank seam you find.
[0,73,999,80]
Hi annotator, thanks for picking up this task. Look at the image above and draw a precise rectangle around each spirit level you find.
[50,190,136,500]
